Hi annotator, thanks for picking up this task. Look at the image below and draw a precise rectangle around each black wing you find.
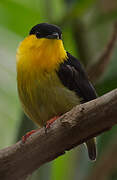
[57,52,97,103]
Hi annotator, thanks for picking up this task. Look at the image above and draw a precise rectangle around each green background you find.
[0,0,117,179]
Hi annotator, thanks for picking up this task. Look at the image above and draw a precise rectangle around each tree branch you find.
[87,21,117,83]
[0,89,117,180]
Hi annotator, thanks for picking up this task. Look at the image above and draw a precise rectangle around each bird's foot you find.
[46,116,59,129]
[22,129,37,143]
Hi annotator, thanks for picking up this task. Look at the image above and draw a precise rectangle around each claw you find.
[46,116,59,129]
[22,116,60,142]
[22,130,37,143]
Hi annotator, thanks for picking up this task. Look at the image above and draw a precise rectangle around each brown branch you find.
[0,89,117,180]
[86,136,117,180]
[87,21,117,83]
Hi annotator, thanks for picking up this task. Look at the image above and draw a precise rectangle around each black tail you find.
[86,138,97,161]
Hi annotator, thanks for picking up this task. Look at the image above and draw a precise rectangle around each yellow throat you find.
[16,35,67,72]
[16,34,69,126]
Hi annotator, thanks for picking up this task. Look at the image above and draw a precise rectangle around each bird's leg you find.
[46,116,60,129]
[22,116,60,142]
[22,129,38,143]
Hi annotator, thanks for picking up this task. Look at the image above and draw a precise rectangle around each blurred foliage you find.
[0,0,117,180]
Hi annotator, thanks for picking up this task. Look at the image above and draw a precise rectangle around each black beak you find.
[46,32,59,39]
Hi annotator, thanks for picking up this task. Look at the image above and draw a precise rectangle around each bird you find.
[16,23,97,161]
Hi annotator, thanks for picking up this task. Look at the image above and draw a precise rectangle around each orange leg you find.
[22,129,37,143]
[22,116,60,143]
[46,116,60,129]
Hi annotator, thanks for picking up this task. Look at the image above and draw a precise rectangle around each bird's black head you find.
[29,23,62,40]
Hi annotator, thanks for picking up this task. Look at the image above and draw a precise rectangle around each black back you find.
[57,52,97,103]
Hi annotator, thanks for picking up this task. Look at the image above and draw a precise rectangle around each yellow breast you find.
[16,35,80,127]
[17,69,80,126]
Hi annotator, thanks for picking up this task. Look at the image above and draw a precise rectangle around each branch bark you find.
[1,89,117,180]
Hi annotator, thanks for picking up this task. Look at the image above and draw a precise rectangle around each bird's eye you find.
[59,34,62,39]
[36,31,41,38]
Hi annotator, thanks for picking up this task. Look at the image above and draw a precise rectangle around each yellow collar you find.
[16,35,67,73]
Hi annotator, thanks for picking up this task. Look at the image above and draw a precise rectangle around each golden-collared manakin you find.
[16,23,97,160]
